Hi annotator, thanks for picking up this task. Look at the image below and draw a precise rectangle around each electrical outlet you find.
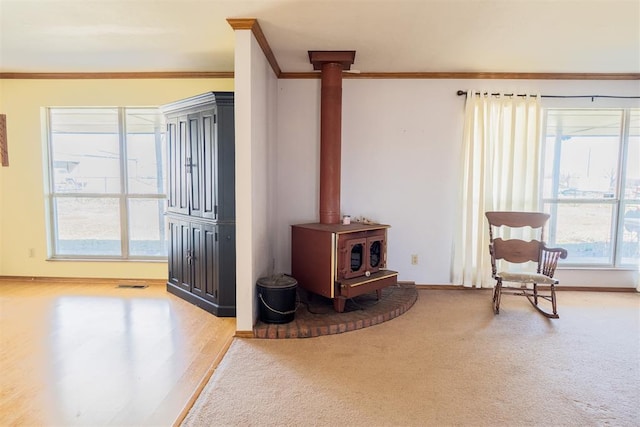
[28,248,35,258]
[411,254,418,265]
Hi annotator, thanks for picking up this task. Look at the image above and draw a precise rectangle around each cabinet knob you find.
[185,156,195,173]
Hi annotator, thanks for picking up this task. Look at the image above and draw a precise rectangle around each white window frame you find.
[541,107,639,269]
[44,107,167,261]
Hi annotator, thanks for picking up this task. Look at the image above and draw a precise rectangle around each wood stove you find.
[290,50,398,313]
[292,223,398,312]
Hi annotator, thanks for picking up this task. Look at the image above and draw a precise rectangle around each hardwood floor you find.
[0,278,236,426]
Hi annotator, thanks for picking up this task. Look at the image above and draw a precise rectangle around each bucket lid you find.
[257,274,298,289]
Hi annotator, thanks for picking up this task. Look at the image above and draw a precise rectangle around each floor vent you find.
[117,283,148,289]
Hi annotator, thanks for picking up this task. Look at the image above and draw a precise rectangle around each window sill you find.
[47,257,167,263]
[558,266,638,272]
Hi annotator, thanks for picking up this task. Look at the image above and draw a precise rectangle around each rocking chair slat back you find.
[492,238,541,264]
[485,211,550,229]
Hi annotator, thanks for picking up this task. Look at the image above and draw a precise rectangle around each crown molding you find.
[227,18,281,77]
[3,71,636,80]
[280,71,640,80]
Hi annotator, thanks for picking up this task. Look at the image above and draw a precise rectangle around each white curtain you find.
[452,91,542,288]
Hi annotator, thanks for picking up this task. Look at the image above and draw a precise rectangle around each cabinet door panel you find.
[202,224,219,303]
[217,105,235,221]
[190,224,204,297]
[217,224,236,308]
[167,220,181,287]
[166,118,178,212]
[167,118,190,215]
[188,114,202,216]
[168,219,191,292]
[178,117,190,214]
[201,111,217,220]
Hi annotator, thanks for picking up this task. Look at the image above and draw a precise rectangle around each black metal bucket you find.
[257,275,298,324]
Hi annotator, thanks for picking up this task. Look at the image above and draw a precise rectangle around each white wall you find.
[274,78,640,288]
[234,30,278,331]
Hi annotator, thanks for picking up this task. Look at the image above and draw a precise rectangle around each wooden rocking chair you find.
[485,211,568,318]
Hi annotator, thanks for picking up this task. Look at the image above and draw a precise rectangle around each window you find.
[45,107,167,259]
[542,108,639,267]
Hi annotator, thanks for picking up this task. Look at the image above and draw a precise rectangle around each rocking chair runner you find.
[485,211,568,318]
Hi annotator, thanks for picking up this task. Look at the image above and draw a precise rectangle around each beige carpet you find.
[183,290,640,427]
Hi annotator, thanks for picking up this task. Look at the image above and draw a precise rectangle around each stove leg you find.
[333,297,346,313]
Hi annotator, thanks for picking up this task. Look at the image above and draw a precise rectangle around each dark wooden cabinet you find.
[162,92,236,317]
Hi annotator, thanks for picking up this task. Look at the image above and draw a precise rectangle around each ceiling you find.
[0,0,639,75]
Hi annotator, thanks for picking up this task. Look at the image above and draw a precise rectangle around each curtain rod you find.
[456,90,640,100]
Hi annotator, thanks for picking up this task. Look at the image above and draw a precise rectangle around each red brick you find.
[251,286,417,339]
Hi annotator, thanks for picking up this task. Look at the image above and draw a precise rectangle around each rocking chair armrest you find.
[539,244,568,278]
[541,244,568,259]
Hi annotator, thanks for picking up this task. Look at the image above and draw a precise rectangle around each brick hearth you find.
[253,283,417,339]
